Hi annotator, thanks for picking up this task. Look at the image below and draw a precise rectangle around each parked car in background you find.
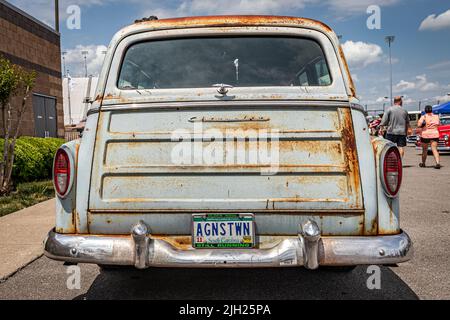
[407,128,420,144]
[407,111,422,144]
[44,15,412,271]
[408,111,422,128]
[416,116,450,152]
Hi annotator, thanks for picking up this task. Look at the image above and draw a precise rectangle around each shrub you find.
[0,180,55,217]
[0,137,65,184]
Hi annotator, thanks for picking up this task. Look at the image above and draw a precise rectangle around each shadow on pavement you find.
[74,266,419,300]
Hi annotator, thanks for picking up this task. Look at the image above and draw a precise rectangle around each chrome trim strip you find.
[87,100,353,117]
[101,100,350,111]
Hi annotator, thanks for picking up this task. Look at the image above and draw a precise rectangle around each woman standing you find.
[418,105,441,169]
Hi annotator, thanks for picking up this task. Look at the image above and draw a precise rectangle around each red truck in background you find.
[416,116,450,152]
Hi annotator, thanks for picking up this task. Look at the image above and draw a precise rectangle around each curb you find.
[0,253,44,283]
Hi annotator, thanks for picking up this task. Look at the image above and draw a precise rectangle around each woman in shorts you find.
[418,105,441,169]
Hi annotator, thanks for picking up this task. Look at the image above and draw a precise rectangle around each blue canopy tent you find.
[420,101,450,115]
[432,101,450,115]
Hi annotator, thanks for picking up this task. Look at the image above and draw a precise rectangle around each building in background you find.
[0,0,63,138]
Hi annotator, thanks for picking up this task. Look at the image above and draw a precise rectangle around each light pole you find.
[54,0,59,32]
[67,69,72,125]
[385,36,395,105]
[62,51,67,78]
[382,96,389,112]
[82,50,89,77]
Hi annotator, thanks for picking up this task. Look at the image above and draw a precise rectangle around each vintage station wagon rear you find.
[44,16,412,269]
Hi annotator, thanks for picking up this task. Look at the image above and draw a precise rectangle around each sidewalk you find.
[0,199,55,281]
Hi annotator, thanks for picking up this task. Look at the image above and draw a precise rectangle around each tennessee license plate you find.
[192,214,255,248]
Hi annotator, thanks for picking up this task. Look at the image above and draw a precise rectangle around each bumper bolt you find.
[300,220,321,270]
[131,221,150,269]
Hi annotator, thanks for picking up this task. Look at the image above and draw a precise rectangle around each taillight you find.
[53,149,71,197]
[382,147,402,197]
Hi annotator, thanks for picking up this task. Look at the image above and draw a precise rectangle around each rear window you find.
[118,37,332,90]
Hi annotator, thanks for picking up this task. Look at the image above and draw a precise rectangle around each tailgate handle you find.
[189,116,270,123]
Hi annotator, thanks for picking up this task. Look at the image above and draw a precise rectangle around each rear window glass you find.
[118,37,332,89]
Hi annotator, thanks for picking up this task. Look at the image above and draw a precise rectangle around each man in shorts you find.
[380,96,411,157]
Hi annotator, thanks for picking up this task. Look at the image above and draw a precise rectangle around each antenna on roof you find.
[135,16,158,23]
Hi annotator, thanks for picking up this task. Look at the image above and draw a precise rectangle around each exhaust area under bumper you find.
[44,221,413,269]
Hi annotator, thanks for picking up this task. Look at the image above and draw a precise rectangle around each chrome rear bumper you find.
[44,221,413,269]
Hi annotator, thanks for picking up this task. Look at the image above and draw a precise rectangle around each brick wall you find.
[0,1,63,138]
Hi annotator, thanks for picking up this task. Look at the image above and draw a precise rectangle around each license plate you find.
[192,214,255,249]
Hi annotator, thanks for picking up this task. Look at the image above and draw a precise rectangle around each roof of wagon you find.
[119,15,335,35]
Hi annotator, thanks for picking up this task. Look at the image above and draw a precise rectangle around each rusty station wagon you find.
[44,16,412,270]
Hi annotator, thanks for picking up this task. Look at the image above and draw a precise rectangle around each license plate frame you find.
[192,213,256,249]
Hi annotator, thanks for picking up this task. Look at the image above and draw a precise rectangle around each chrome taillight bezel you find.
[53,146,75,199]
[380,145,403,198]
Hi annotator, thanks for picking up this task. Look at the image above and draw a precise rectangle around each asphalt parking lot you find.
[0,146,449,300]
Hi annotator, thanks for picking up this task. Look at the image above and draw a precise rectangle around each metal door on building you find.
[33,94,57,138]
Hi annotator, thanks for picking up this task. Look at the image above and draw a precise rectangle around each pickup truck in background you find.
[44,16,412,270]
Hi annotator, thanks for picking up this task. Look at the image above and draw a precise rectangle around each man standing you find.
[380,96,411,157]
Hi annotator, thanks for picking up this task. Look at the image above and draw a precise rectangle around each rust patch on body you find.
[338,45,356,98]
[153,235,193,250]
[103,93,132,105]
[132,15,333,33]
[339,107,364,233]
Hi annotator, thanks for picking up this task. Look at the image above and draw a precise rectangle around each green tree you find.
[0,56,36,195]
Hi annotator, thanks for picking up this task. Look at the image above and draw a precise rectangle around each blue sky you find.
[6,0,450,111]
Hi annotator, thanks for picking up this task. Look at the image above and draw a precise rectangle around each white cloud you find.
[434,95,450,103]
[63,44,108,77]
[419,9,450,31]
[142,0,405,19]
[327,0,401,14]
[402,98,415,105]
[395,74,440,93]
[341,40,383,69]
[395,80,415,91]
[7,0,406,28]
[416,75,439,91]
[427,60,450,70]
[142,0,316,18]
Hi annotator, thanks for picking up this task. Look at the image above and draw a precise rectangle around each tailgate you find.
[87,102,363,235]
